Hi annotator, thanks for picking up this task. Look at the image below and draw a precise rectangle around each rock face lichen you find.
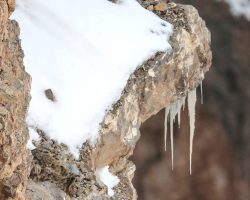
[0,0,211,199]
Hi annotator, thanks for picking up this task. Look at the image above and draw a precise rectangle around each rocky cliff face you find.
[0,0,31,199]
[0,0,211,199]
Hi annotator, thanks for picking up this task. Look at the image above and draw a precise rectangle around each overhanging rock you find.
[89,2,211,199]
[0,0,212,199]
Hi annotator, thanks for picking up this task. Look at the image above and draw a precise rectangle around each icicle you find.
[164,107,169,151]
[177,108,181,128]
[200,81,203,104]
[170,98,184,170]
[188,89,197,175]
[164,96,186,170]
[182,96,186,111]
[170,107,175,170]
[178,97,186,127]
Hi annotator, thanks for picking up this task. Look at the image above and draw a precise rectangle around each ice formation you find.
[164,96,186,170]
[96,166,120,196]
[200,81,203,104]
[11,0,173,156]
[188,89,197,174]
[164,88,197,173]
[164,107,170,152]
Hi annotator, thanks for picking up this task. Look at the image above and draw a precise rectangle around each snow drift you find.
[11,0,173,156]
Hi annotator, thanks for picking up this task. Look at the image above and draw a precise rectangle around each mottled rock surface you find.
[0,0,31,199]
[133,0,250,200]
[26,1,211,199]
[0,0,211,199]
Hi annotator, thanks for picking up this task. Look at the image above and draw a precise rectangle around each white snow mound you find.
[222,0,250,20]
[96,166,120,196]
[12,0,173,156]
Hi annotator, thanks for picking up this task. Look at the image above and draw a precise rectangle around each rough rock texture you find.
[25,1,211,199]
[0,0,31,199]
[89,3,211,200]
[133,0,250,199]
[26,180,71,200]
[0,0,212,199]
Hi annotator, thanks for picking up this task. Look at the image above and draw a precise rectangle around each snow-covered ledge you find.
[0,1,211,200]
[89,4,211,199]
[26,3,211,199]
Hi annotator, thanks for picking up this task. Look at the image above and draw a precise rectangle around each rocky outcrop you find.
[133,0,250,199]
[0,0,211,199]
[0,0,31,199]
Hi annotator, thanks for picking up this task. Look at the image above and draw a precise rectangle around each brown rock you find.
[28,3,211,199]
[45,89,56,102]
[0,1,211,199]
[7,0,15,16]
[147,5,154,11]
[25,181,71,200]
[154,2,167,11]
[0,1,31,199]
[133,0,250,199]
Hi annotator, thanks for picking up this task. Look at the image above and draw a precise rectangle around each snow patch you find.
[27,127,40,150]
[221,0,250,20]
[12,0,173,156]
[96,166,120,196]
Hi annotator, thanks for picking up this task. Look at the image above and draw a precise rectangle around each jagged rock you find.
[0,0,211,199]
[133,0,250,199]
[0,0,31,199]
[25,180,71,200]
[154,2,168,11]
[89,3,211,199]
[26,2,211,199]
[7,0,15,16]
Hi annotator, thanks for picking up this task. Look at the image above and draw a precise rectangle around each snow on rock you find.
[11,0,173,156]
[27,127,40,150]
[221,0,250,20]
[96,166,120,196]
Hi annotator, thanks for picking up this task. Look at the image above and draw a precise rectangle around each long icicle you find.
[178,97,186,128]
[182,96,186,111]
[164,97,186,170]
[164,107,170,151]
[188,89,197,174]
[200,81,203,104]
[177,102,181,128]
[170,101,180,170]
[170,107,174,170]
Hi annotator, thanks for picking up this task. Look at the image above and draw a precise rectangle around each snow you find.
[188,89,197,174]
[27,127,40,150]
[221,0,250,20]
[96,166,120,196]
[11,0,173,155]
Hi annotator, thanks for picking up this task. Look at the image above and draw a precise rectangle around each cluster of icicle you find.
[164,86,202,174]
